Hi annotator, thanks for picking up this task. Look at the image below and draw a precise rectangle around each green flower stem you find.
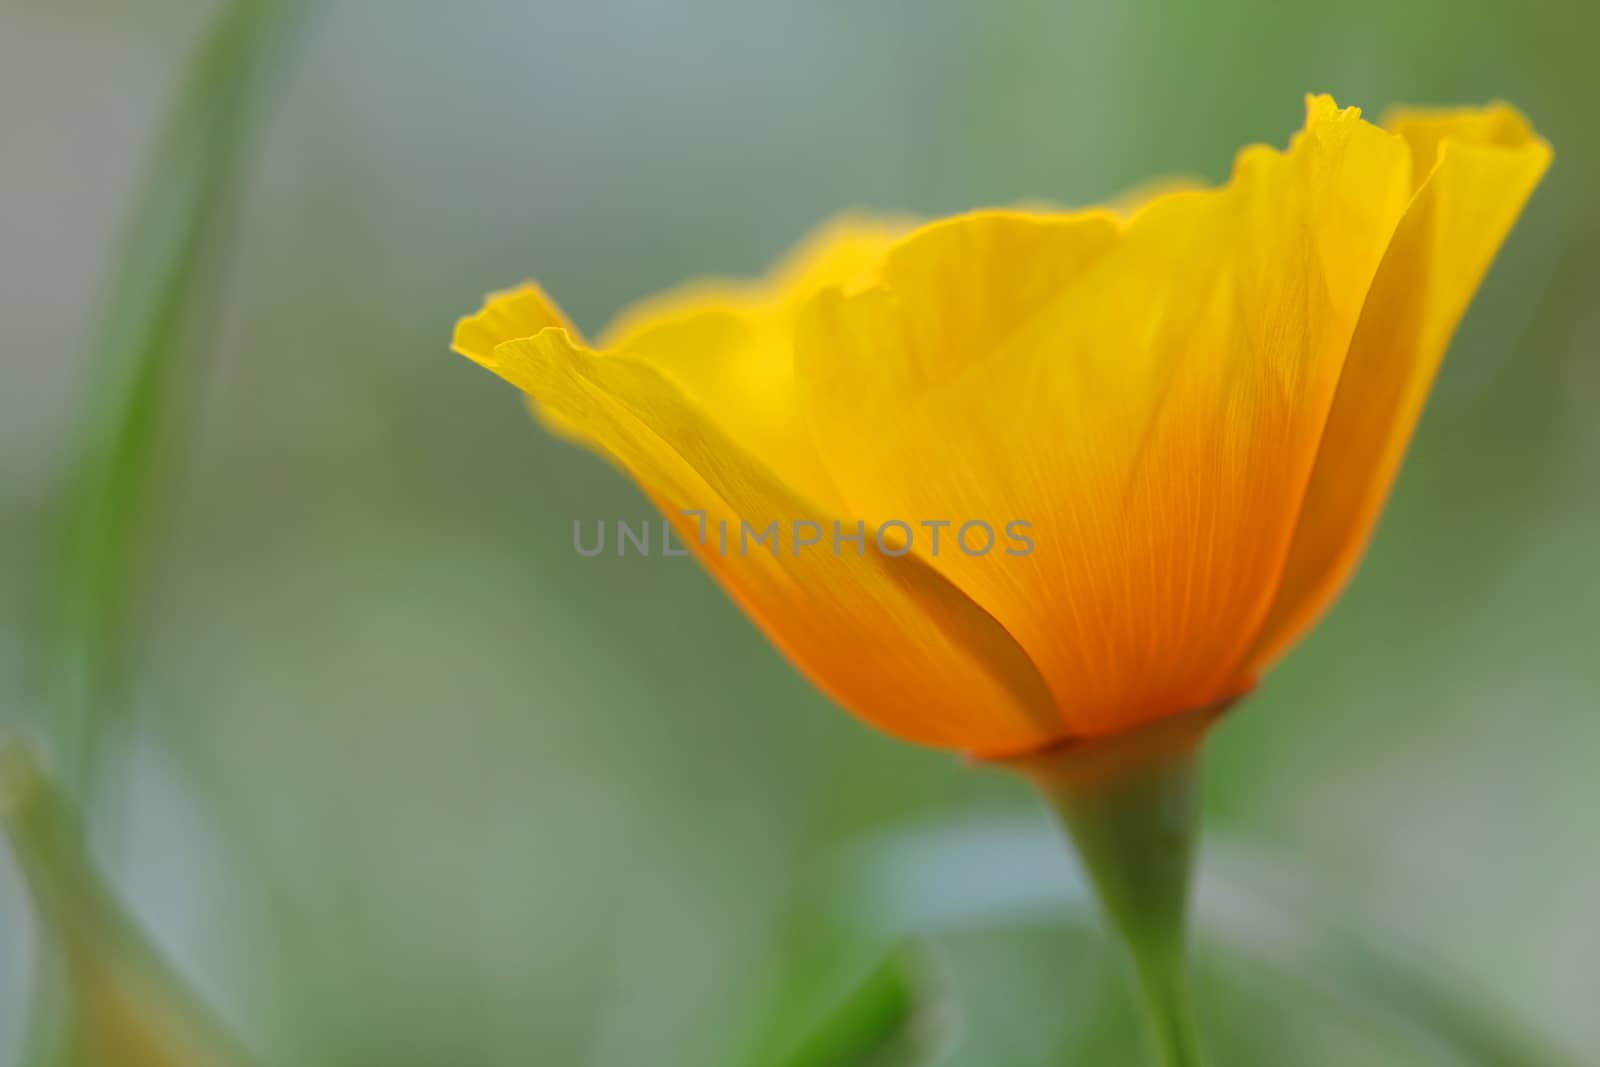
[1000,704,1220,1067]
[42,0,315,796]
[2,739,261,1067]
[19,4,316,1064]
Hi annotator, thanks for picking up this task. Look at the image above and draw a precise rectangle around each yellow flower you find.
[454,96,1548,758]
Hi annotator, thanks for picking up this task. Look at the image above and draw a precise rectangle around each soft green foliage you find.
[8,1,313,1063]
[1,1,1596,1065]
[36,0,315,792]
[2,743,260,1067]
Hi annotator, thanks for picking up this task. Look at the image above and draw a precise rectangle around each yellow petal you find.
[453,282,592,441]
[453,281,579,361]
[798,96,1415,739]
[1107,176,1209,218]
[595,215,909,506]
[1244,104,1552,670]
[476,327,1059,752]
[452,223,1061,751]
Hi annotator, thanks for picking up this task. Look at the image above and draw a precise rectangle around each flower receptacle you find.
[995,702,1228,1067]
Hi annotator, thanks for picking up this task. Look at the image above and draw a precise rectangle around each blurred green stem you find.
[40,0,312,795]
[22,2,315,1065]
[3,740,261,1067]
[1001,706,1218,1067]
[773,951,924,1067]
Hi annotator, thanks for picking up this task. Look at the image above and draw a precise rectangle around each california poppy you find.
[453,96,1548,1063]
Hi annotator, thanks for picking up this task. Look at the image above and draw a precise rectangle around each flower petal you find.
[454,282,592,441]
[453,282,579,360]
[592,216,909,508]
[477,326,1060,753]
[797,97,1415,738]
[1244,105,1552,670]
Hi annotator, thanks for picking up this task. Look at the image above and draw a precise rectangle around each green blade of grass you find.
[18,3,318,1064]
[37,0,315,793]
[2,740,260,1067]
[767,949,934,1067]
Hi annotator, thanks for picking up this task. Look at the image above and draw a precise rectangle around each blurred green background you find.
[1,0,1596,1064]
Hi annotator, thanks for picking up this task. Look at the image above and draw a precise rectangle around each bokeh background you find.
[2,1,1596,1064]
